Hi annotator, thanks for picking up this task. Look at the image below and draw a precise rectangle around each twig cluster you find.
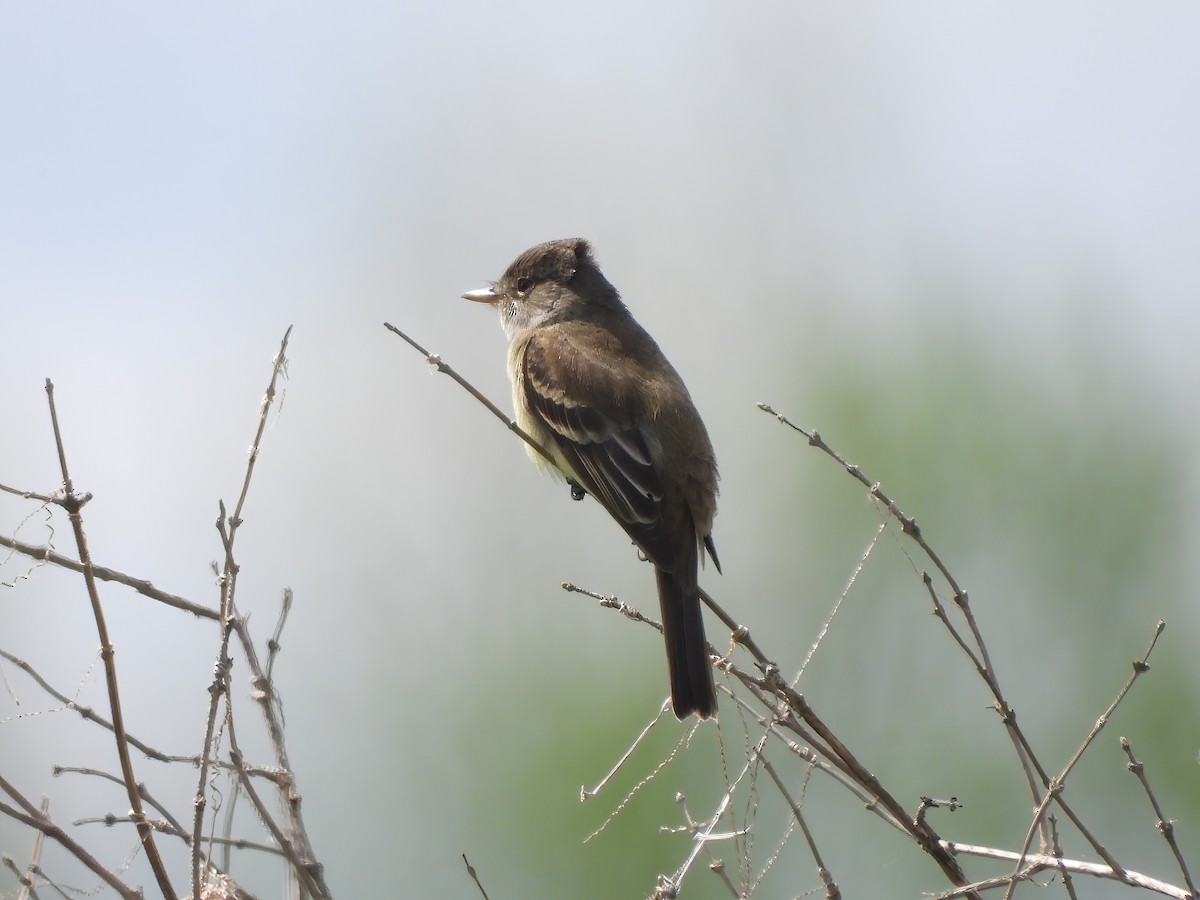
[1,327,328,899]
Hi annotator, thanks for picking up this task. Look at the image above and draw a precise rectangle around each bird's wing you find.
[520,327,676,562]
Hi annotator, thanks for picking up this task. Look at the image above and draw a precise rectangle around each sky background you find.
[2,4,1198,898]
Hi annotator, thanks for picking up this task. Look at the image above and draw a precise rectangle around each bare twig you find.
[756,402,1055,844]
[723,689,904,830]
[1121,735,1196,897]
[193,327,301,898]
[0,775,140,900]
[43,378,175,899]
[579,698,672,802]
[462,853,491,900]
[74,812,285,859]
[755,404,964,598]
[757,752,839,898]
[192,594,233,900]
[56,765,188,837]
[584,720,690,844]
[1047,815,1080,900]
[697,586,773,670]
[937,840,1193,899]
[563,582,663,636]
[265,587,293,688]
[0,533,218,619]
[14,795,49,900]
[573,561,976,892]
[0,483,59,504]
[1003,621,1165,898]
[0,647,208,765]
[795,519,885,684]
[4,330,332,899]
[384,322,557,468]
[228,747,327,899]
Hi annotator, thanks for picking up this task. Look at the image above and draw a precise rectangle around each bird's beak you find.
[462,287,500,304]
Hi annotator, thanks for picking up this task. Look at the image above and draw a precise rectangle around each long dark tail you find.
[655,567,717,719]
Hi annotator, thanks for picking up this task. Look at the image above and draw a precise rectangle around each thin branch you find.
[1121,735,1196,897]
[56,766,186,837]
[659,790,737,897]
[1003,621,1165,897]
[232,326,292,527]
[726,689,905,831]
[0,775,140,900]
[265,587,293,688]
[0,533,218,619]
[230,605,325,888]
[15,795,49,900]
[228,747,327,899]
[582,580,935,849]
[194,329,289,895]
[192,501,236,898]
[74,813,285,860]
[0,483,58,504]
[579,698,671,802]
[186,328,327,899]
[43,378,174,899]
[921,573,1045,807]
[755,405,964,599]
[1047,815,1080,900]
[938,840,1193,899]
[384,322,557,468]
[794,519,885,685]
[0,647,206,764]
[462,854,491,900]
[756,402,1055,846]
[583,719,689,844]
[757,751,840,898]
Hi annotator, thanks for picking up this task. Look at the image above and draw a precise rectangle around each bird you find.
[463,238,720,718]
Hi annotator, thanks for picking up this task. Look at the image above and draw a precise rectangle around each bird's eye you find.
[516,277,534,295]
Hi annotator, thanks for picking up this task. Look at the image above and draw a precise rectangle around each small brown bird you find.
[463,238,720,718]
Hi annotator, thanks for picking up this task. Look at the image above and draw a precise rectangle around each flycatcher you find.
[463,238,720,719]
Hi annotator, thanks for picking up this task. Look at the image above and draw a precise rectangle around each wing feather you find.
[522,329,671,556]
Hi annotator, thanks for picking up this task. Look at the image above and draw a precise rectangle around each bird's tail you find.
[655,567,717,719]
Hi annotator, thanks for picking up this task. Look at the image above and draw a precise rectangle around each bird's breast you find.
[508,343,577,483]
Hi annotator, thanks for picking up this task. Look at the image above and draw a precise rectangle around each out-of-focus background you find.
[3,4,1197,898]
